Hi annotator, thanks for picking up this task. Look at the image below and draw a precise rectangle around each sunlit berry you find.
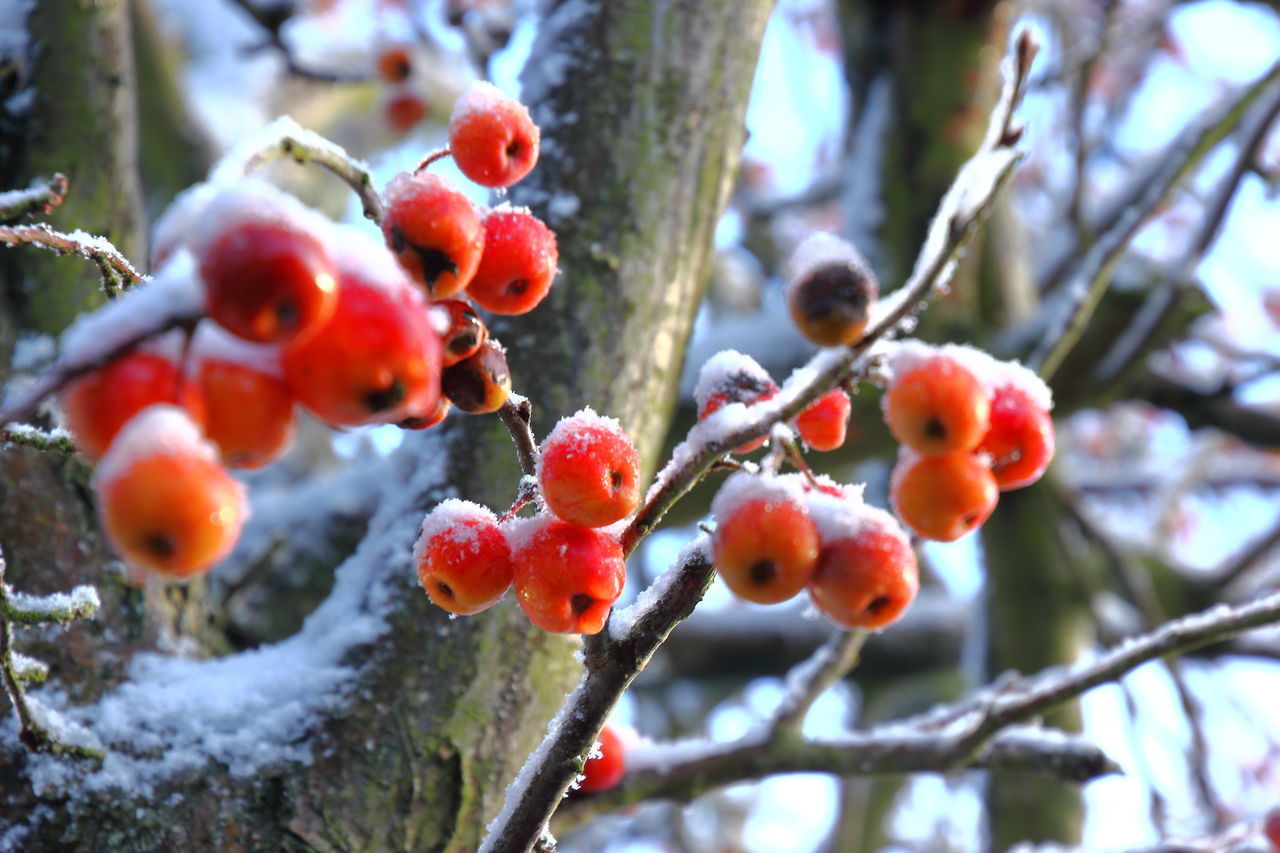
[694,351,779,454]
[805,498,918,631]
[94,405,247,577]
[578,724,626,794]
[382,172,484,298]
[448,81,540,188]
[786,233,879,347]
[283,250,442,426]
[884,354,990,456]
[977,384,1055,490]
[511,517,625,634]
[413,500,513,615]
[539,409,641,528]
[711,473,819,605]
[60,340,205,462]
[890,450,998,542]
[195,189,338,345]
[794,388,851,452]
[467,209,558,315]
[432,299,488,366]
[190,323,296,469]
[441,338,510,414]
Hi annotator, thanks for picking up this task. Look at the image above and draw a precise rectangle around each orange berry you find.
[376,45,413,82]
[385,90,427,132]
[94,406,247,577]
[448,81,540,188]
[794,388,852,452]
[785,233,879,347]
[884,353,990,456]
[711,473,819,604]
[539,409,641,528]
[890,450,997,542]
[977,384,1055,490]
[510,516,625,634]
[382,172,484,298]
[414,500,513,615]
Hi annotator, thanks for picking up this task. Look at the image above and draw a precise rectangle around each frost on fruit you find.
[413,499,500,565]
[693,350,776,413]
[92,405,221,489]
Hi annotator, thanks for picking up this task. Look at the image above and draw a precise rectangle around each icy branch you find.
[480,33,1039,853]
[0,173,68,224]
[0,423,76,455]
[211,116,383,222]
[0,223,143,298]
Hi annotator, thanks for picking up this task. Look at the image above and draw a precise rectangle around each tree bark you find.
[0,1,771,849]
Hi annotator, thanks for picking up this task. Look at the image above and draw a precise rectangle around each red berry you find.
[694,351,779,454]
[510,516,625,634]
[448,81,540,188]
[794,388,851,452]
[382,172,485,298]
[786,233,879,347]
[60,339,205,462]
[977,384,1055,490]
[711,473,819,605]
[539,409,641,528]
[578,724,626,793]
[283,241,442,426]
[804,492,918,630]
[194,187,338,345]
[890,450,998,542]
[94,406,247,577]
[432,299,488,366]
[441,338,510,414]
[1263,807,1280,850]
[414,500,513,615]
[385,90,426,132]
[884,353,990,456]
[190,324,296,469]
[467,209,558,315]
[376,45,413,82]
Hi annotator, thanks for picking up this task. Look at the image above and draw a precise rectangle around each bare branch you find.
[0,173,68,224]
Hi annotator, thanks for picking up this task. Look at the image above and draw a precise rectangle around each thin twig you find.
[0,425,77,456]
[225,0,371,84]
[771,629,868,735]
[0,223,143,298]
[415,148,451,173]
[0,173,68,224]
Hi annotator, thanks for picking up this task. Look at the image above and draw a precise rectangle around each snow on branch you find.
[210,116,384,222]
[0,222,142,299]
[479,32,1040,853]
[0,173,67,225]
[0,547,103,760]
[0,423,76,456]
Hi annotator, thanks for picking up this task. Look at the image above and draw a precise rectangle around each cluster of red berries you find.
[414,409,641,634]
[884,342,1056,541]
[59,83,555,581]
[694,351,852,455]
[711,471,919,631]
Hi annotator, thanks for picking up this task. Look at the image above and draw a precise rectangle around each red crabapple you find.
[711,473,819,605]
[694,351,779,454]
[441,338,510,414]
[382,172,484,298]
[1263,807,1280,851]
[94,405,247,577]
[578,724,626,793]
[890,450,998,542]
[785,233,879,347]
[193,186,338,345]
[448,81,540,188]
[385,91,427,132]
[283,238,442,426]
[432,299,489,366]
[539,409,641,528]
[510,516,625,634]
[376,45,413,82]
[414,500,513,615]
[190,323,296,469]
[884,353,990,456]
[803,491,919,630]
[60,338,205,462]
[467,209,558,315]
[794,388,852,452]
[977,384,1055,490]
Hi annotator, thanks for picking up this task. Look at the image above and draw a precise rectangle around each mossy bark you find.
[0,1,771,849]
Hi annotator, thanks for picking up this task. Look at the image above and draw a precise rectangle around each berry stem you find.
[497,394,540,478]
[414,147,452,173]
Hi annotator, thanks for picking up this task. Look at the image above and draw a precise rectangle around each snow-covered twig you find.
[213,116,383,222]
[770,628,867,735]
[0,223,143,298]
[498,394,539,479]
[0,423,76,456]
[0,173,68,225]
[224,0,371,84]
[0,547,103,760]
[479,34,1039,853]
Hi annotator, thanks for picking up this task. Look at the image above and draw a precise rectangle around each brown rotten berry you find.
[442,338,511,413]
[432,299,488,366]
[785,232,878,347]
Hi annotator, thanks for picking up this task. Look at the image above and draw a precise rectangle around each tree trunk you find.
[0,1,770,849]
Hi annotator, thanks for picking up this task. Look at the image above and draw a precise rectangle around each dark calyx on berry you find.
[749,559,778,585]
[792,264,873,322]
[364,378,407,414]
[390,224,459,293]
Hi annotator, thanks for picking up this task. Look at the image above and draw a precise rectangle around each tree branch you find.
[0,223,142,298]
[0,173,68,224]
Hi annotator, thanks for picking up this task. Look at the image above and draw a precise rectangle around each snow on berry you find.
[190,321,284,379]
[693,350,776,413]
[538,408,641,528]
[150,182,220,269]
[882,340,1052,412]
[92,405,219,489]
[414,499,512,615]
